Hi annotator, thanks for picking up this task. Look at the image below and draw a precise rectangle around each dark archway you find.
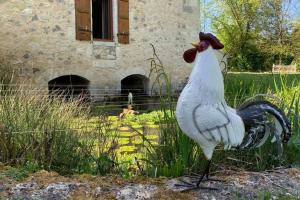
[121,74,149,95]
[48,75,90,100]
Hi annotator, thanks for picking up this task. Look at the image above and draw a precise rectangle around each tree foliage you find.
[291,17,300,68]
[205,0,299,71]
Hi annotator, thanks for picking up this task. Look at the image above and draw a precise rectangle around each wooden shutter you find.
[75,0,91,41]
[118,0,129,44]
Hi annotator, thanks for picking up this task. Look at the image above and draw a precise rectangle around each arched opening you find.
[48,75,90,100]
[121,74,149,96]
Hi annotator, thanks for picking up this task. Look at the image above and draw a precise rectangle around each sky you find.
[290,0,300,17]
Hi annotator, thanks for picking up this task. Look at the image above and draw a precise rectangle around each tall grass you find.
[0,87,119,176]
[225,72,300,93]
[224,75,300,170]
[0,60,17,93]
[141,46,205,177]
[225,74,300,170]
[0,85,92,173]
[275,81,300,167]
[0,60,123,175]
[89,114,119,175]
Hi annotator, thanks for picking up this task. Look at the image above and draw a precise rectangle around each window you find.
[92,0,113,40]
[75,0,129,44]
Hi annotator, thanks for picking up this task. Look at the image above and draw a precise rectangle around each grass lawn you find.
[225,72,300,93]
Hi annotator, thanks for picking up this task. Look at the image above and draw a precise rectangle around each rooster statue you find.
[175,32,292,191]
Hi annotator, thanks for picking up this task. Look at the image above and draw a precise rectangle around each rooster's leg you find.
[188,162,224,182]
[196,160,211,187]
[175,160,218,192]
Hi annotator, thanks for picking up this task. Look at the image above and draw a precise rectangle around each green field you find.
[224,73,300,106]
[225,72,300,94]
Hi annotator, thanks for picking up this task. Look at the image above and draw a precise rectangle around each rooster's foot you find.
[188,172,225,182]
[174,177,218,192]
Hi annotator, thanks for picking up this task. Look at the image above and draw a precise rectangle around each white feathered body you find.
[176,47,245,160]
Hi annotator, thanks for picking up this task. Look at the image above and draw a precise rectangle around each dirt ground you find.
[1,167,300,200]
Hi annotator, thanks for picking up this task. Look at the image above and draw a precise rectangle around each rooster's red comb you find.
[199,32,224,50]
[183,32,224,63]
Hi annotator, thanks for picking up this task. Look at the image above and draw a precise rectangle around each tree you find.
[290,17,300,68]
[258,0,294,66]
[208,0,264,70]
[205,0,298,71]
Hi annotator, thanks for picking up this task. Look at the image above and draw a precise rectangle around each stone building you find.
[0,0,200,100]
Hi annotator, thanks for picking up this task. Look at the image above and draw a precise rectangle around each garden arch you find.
[121,74,149,95]
[48,75,90,99]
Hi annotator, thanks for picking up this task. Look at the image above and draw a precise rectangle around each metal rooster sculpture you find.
[175,32,292,191]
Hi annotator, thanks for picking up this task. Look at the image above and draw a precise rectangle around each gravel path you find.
[1,168,300,199]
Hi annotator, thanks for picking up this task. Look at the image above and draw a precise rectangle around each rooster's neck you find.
[188,47,224,103]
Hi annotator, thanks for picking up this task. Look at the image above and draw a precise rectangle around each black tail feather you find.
[237,100,292,149]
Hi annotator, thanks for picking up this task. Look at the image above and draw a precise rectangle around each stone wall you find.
[0,0,200,100]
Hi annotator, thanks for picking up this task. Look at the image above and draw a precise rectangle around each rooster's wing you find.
[193,103,238,145]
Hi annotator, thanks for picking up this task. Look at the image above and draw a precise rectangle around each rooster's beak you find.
[191,42,198,48]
